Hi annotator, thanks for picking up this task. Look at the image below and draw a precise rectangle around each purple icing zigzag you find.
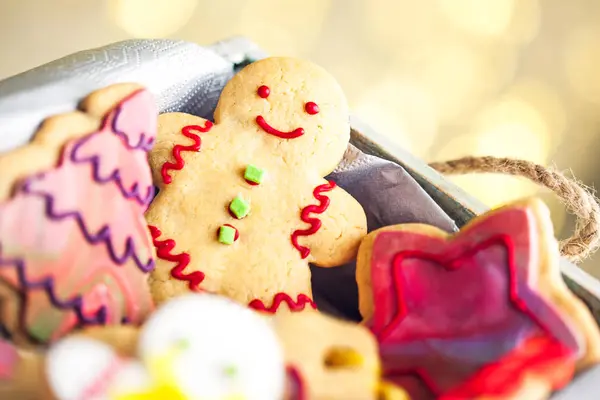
[21,176,155,273]
[108,99,155,153]
[0,176,155,338]
[0,245,107,329]
[71,97,155,206]
[70,134,154,206]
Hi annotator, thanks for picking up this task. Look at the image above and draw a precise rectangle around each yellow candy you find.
[377,381,410,400]
[112,345,187,400]
[113,384,187,400]
[324,347,364,368]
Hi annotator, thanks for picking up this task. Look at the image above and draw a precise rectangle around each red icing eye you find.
[257,85,270,98]
[305,102,319,115]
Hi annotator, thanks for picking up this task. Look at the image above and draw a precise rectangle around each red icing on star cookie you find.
[291,181,336,259]
[149,225,205,291]
[366,206,581,398]
[248,293,317,313]
[160,122,213,184]
[443,335,574,399]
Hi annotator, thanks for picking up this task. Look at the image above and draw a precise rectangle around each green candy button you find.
[218,225,237,245]
[244,164,265,185]
[229,196,250,219]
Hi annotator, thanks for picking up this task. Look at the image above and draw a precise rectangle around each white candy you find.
[46,337,120,400]
[139,293,285,400]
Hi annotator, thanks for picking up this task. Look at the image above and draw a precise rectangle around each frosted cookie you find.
[0,84,156,345]
[146,57,367,313]
[45,293,286,400]
[356,198,600,399]
[272,310,389,400]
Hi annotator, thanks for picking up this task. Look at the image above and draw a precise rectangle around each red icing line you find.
[248,293,317,313]
[442,335,574,399]
[304,102,319,115]
[255,116,305,139]
[245,179,259,186]
[291,181,336,259]
[148,225,204,291]
[375,233,577,397]
[160,121,213,184]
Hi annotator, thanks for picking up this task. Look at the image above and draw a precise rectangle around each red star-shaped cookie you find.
[356,198,600,399]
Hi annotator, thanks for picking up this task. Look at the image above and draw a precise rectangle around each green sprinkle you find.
[176,338,190,350]
[223,365,238,378]
[218,225,237,245]
[244,164,265,184]
[229,196,250,219]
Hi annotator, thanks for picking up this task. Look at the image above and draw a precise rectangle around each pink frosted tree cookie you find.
[0,84,156,345]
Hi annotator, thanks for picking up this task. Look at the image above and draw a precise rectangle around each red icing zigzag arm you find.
[148,225,204,291]
[160,122,213,184]
[291,181,337,259]
[248,293,317,313]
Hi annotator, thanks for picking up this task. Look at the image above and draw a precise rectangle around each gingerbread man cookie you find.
[0,84,156,345]
[146,57,367,312]
[356,198,600,400]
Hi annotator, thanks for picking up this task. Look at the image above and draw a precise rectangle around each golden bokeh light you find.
[504,80,567,144]
[472,97,550,163]
[411,41,501,122]
[354,78,438,157]
[438,0,540,44]
[432,95,551,207]
[324,58,384,106]
[437,0,516,38]
[363,0,439,54]
[107,0,198,38]
[564,26,600,105]
[236,0,332,56]
[504,0,541,45]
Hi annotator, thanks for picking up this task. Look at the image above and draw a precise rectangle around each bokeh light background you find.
[1,0,599,274]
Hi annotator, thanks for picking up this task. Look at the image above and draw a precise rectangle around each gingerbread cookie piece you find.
[45,293,286,400]
[0,339,51,400]
[272,310,387,400]
[356,198,600,399]
[146,57,367,312]
[0,84,157,345]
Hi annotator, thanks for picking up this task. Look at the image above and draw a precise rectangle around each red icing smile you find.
[255,116,305,139]
[255,84,319,139]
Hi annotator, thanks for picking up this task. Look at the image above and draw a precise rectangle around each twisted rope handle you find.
[429,156,600,264]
